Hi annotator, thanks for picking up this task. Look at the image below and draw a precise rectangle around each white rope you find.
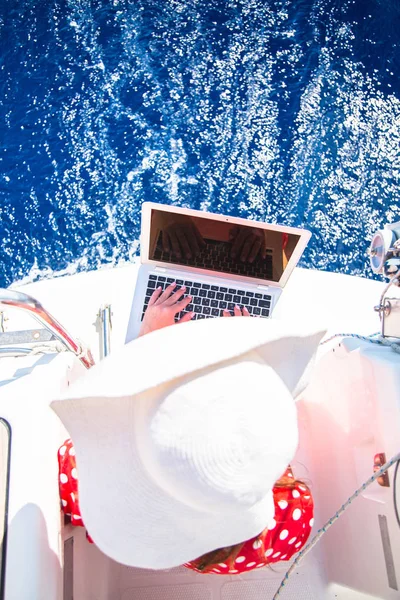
[272,451,400,599]
[30,341,68,355]
[320,332,400,354]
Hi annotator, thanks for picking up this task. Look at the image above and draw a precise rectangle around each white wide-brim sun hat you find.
[51,317,325,570]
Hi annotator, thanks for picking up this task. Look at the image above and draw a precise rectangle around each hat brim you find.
[59,390,276,568]
[56,316,325,402]
[52,317,326,568]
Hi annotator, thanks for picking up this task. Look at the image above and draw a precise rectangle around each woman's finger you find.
[242,306,251,317]
[175,294,192,312]
[177,228,192,259]
[229,226,239,241]
[148,286,163,306]
[248,237,262,263]
[233,305,242,316]
[177,311,194,324]
[187,225,200,256]
[261,233,267,260]
[231,228,247,259]
[155,282,176,304]
[162,231,171,254]
[168,229,182,258]
[240,235,255,262]
[165,285,186,305]
[222,309,232,317]
[193,224,206,249]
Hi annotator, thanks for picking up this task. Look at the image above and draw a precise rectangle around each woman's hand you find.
[162,220,205,260]
[138,282,193,337]
[229,226,267,263]
[222,306,250,317]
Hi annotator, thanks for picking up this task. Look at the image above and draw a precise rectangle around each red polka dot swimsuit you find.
[58,439,314,572]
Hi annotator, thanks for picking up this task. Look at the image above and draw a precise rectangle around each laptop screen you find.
[148,209,301,283]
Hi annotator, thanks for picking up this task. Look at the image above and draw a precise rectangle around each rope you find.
[272,331,400,597]
[30,341,68,355]
[320,332,400,354]
[272,452,400,599]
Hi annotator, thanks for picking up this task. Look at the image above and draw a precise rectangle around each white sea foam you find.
[2,0,400,287]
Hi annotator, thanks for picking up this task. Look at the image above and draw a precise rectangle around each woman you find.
[53,283,323,572]
[59,447,313,574]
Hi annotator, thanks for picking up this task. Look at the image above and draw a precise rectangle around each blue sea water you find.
[0,0,399,288]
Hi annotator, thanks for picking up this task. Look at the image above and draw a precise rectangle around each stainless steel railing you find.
[0,289,95,369]
[98,304,112,360]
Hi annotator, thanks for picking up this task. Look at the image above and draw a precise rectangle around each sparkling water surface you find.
[0,0,399,287]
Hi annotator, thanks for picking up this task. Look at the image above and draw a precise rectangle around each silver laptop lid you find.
[141,203,311,288]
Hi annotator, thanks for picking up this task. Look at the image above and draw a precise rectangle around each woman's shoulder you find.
[236,477,314,567]
[272,479,314,513]
[272,467,314,511]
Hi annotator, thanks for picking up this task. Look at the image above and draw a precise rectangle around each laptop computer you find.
[126,202,311,341]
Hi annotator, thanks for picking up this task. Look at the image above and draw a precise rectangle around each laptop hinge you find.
[256,285,270,291]
[154,266,167,272]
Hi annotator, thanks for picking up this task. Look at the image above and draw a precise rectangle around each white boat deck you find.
[0,263,399,599]
[7,261,387,356]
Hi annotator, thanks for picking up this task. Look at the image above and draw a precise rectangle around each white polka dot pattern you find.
[58,438,94,544]
[279,529,289,540]
[292,508,302,521]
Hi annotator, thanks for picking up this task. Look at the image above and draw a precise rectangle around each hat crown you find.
[135,355,298,513]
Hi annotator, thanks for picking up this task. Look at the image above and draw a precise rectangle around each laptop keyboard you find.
[141,274,272,322]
